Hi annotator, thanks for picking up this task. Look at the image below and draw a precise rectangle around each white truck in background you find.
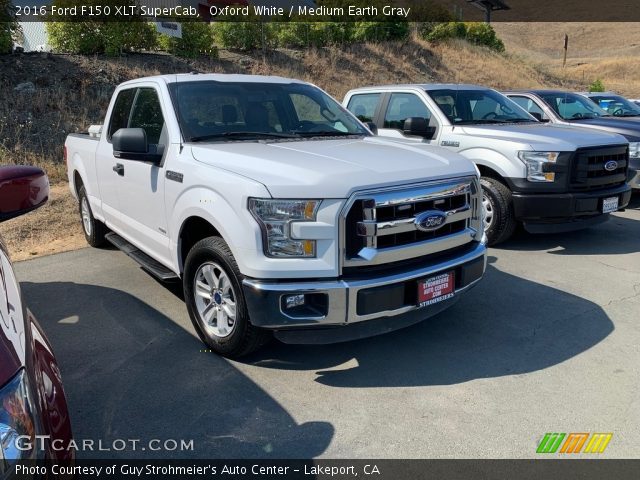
[65,74,487,357]
[344,84,633,245]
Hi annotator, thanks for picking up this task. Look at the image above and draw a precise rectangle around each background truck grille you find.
[571,145,629,192]
[342,178,482,270]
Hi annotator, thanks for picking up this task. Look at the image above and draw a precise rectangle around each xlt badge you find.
[441,140,460,147]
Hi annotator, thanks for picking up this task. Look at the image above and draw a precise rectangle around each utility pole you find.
[563,34,568,68]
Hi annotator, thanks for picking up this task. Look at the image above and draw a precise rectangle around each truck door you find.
[95,88,136,226]
[106,86,171,266]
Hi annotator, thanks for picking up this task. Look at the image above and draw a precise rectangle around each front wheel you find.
[480,177,517,246]
[183,236,271,358]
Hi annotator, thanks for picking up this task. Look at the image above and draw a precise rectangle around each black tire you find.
[183,236,271,358]
[480,177,517,246]
[78,185,108,247]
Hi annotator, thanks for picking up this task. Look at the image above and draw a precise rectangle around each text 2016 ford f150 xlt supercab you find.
[66,74,487,357]
[344,84,632,245]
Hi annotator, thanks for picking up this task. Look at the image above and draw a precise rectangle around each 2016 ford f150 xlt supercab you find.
[344,84,632,245]
[66,74,486,357]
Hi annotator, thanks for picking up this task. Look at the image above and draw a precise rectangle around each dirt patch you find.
[0,184,85,262]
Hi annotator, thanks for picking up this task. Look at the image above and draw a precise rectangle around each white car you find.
[66,74,487,357]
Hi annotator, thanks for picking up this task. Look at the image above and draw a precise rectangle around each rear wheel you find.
[480,177,517,246]
[78,185,107,247]
[183,236,271,358]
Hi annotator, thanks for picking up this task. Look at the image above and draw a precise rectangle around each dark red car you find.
[0,166,73,476]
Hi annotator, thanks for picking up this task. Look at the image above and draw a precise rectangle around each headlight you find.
[0,370,37,474]
[518,151,560,182]
[629,142,640,158]
[249,199,320,258]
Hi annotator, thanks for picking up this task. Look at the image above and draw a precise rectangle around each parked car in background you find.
[504,90,640,190]
[578,91,640,118]
[344,84,632,245]
[0,166,73,476]
[628,99,640,107]
[66,74,487,358]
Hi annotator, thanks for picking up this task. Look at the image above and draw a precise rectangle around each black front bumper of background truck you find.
[510,182,632,234]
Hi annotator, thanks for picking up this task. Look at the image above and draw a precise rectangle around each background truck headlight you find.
[0,370,37,474]
[249,199,320,258]
[629,142,640,159]
[518,151,560,182]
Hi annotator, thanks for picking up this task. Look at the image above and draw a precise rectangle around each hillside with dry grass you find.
[493,23,640,95]
[0,30,614,260]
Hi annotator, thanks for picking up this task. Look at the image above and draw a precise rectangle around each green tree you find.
[214,18,276,51]
[1,0,20,54]
[589,79,605,92]
[424,22,467,42]
[159,22,215,58]
[466,22,505,52]
[46,0,157,55]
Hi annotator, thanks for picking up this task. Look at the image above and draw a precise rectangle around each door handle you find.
[113,163,124,176]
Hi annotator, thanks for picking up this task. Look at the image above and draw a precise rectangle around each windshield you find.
[426,88,535,125]
[539,92,610,120]
[587,94,640,117]
[168,80,368,142]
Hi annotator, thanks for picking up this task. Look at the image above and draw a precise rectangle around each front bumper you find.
[242,241,486,344]
[511,183,632,234]
[629,157,640,189]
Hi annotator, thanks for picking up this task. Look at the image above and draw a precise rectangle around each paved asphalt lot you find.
[15,195,640,459]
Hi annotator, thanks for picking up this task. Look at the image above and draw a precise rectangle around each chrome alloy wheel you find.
[482,193,494,230]
[193,262,237,338]
[81,196,92,236]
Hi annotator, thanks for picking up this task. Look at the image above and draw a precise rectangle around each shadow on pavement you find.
[497,194,640,255]
[246,258,614,388]
[20,281,333,460]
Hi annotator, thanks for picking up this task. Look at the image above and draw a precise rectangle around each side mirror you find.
[112,128,163,163]
[403,117,436,139]
[365,122,378,135]
[0,166,49,222]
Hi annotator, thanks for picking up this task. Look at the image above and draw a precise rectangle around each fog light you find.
[285,294,306,309]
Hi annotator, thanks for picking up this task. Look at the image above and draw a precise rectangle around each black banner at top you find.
[8,0,640,23]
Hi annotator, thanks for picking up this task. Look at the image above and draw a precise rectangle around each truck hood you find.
[190,137,477,198]
[458,122,628,150]
[565,117,640,142]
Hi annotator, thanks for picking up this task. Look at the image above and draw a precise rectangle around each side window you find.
[129,88,165,144]
[510,96,546,118]
[346,93,380,123]
[383,93,431,130]
[108,89,136,140]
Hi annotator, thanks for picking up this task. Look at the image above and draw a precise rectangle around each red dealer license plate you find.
[417,271,455,307]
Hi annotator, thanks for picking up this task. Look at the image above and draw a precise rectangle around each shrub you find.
[46,1,157,55]
[425,22,467,42]
[466,22,505,52]
[589,79,605,92]
[214,20,275,51]
[1,0,20,54]
[352,21,410,42]
[159,22,215,58]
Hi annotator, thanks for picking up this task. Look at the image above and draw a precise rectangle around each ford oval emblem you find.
[415,211,447,232]
[604,160,618,171]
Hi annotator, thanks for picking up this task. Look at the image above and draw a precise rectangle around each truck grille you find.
[342,177,482,270]
[571,145,628,192]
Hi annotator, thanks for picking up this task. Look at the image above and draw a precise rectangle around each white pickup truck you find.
[344,84,633,245]
[66,74,487,357]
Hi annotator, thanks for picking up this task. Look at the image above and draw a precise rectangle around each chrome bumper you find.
[242,240,487,338]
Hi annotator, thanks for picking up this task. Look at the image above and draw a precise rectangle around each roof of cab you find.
[349,83,492,92]
[118,73,307,88]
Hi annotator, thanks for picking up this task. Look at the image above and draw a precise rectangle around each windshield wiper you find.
[189,131,299,142]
